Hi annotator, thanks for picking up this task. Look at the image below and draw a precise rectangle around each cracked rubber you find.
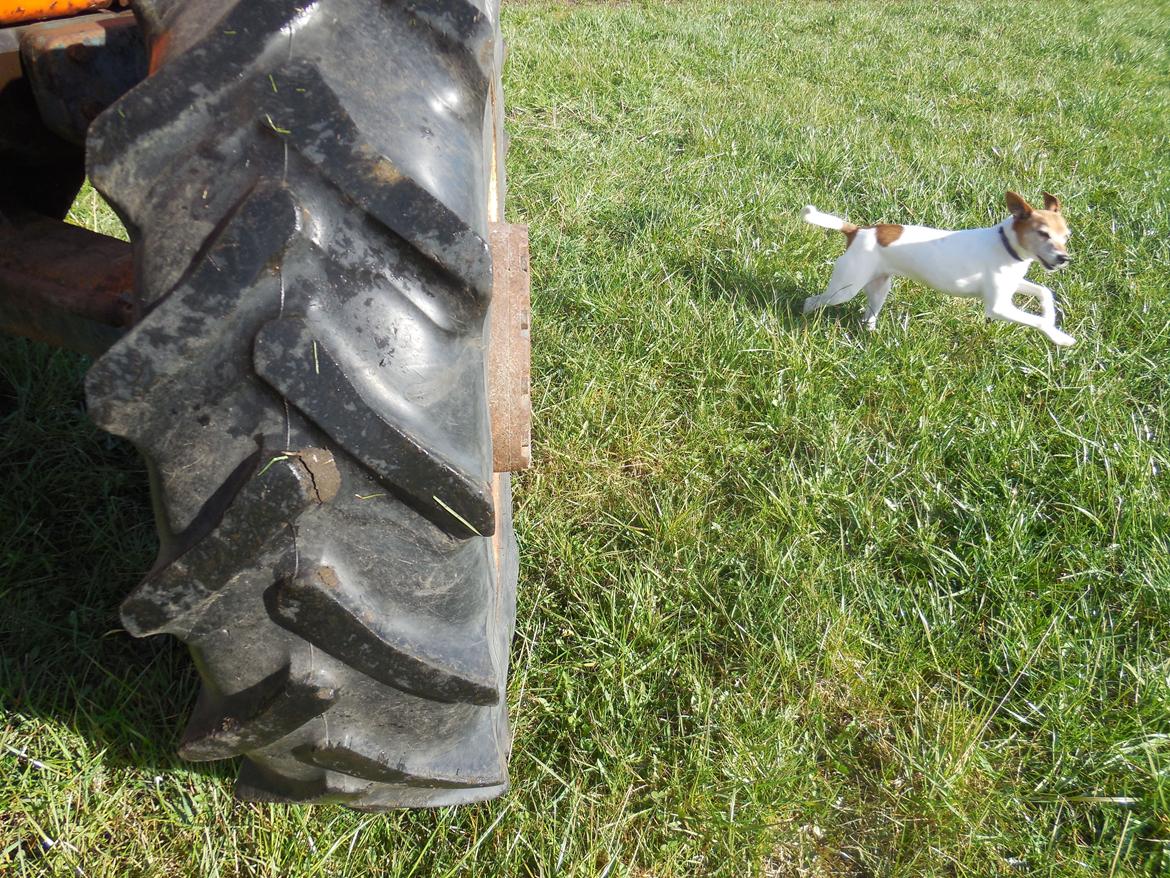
[84,0,517,809]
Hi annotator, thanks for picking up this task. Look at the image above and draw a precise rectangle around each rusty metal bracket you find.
[487,222,532,472]
[19,10,146,145]
[0,214,134,356]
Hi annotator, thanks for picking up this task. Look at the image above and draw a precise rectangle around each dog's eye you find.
[1038,229,1051,239]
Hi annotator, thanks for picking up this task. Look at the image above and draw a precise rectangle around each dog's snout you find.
[1055,253,1071,265]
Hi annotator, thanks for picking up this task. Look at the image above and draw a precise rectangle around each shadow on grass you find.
[665,252,812,328]
[0,338,224,780]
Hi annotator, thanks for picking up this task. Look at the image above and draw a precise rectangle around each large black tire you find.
[84,0,517,809]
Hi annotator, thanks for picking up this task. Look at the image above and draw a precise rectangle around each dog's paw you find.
[1047,328,1077,347]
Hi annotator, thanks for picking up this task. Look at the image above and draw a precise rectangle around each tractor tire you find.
[84,0,517,809]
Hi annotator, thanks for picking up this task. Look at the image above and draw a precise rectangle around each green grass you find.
[3,1,1169,875]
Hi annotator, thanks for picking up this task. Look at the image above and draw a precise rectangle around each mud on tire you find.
[85,0,517,809]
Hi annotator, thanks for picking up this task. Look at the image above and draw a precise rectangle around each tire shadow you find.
[0,338,223,779]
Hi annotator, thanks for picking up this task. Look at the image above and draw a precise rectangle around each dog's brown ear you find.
[1005,191,1033,219]
[1042,192,1062,212]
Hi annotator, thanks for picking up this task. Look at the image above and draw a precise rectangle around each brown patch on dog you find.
[1016,209,1068,239]
[1038,211,1068,237]
[842,222,860,248]
[1005,191,1033,220]
[874,224,903,246]
[1013,203,1071,263]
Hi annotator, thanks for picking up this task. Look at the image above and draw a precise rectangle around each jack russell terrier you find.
[801,192,1075,346]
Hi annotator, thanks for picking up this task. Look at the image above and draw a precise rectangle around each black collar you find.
[999,226,1025,262]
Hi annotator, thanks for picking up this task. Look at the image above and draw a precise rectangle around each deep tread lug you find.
[85,183,300,437]
[254,317,495,537]
[85,182,302,533]
[180,665,337,761]
[262,60,492,302]
[266,566,498,705]
[89,1,315,180]
[292,715,505,789]
[121,450,321,636]
[393,0,495,82]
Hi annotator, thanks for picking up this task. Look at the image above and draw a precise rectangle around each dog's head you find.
[1005,191,1071,271]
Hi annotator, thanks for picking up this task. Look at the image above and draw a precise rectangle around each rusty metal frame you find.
[0,215,134,356]
[487,223,532,473]
[19,10,145,144]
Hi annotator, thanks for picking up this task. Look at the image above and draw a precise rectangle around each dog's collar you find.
[998,226,1025,262]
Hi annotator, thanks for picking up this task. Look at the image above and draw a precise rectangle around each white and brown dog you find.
[801,192,1075,346]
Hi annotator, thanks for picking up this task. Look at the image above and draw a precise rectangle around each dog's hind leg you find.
[802,253,876,315]
[863,275,892,330]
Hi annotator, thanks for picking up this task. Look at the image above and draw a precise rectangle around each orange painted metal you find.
[0,0,115,27]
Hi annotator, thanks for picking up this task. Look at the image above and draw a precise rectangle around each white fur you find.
[801,206,850,231]
[800,206,1075,346]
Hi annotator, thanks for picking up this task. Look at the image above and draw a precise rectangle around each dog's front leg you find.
[1014,279,1064,327]
[985,282,1076,346]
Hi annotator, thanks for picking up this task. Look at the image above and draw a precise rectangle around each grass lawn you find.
[3,0,1169,875]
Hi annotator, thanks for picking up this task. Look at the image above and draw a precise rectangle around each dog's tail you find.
[802,205,858,236]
